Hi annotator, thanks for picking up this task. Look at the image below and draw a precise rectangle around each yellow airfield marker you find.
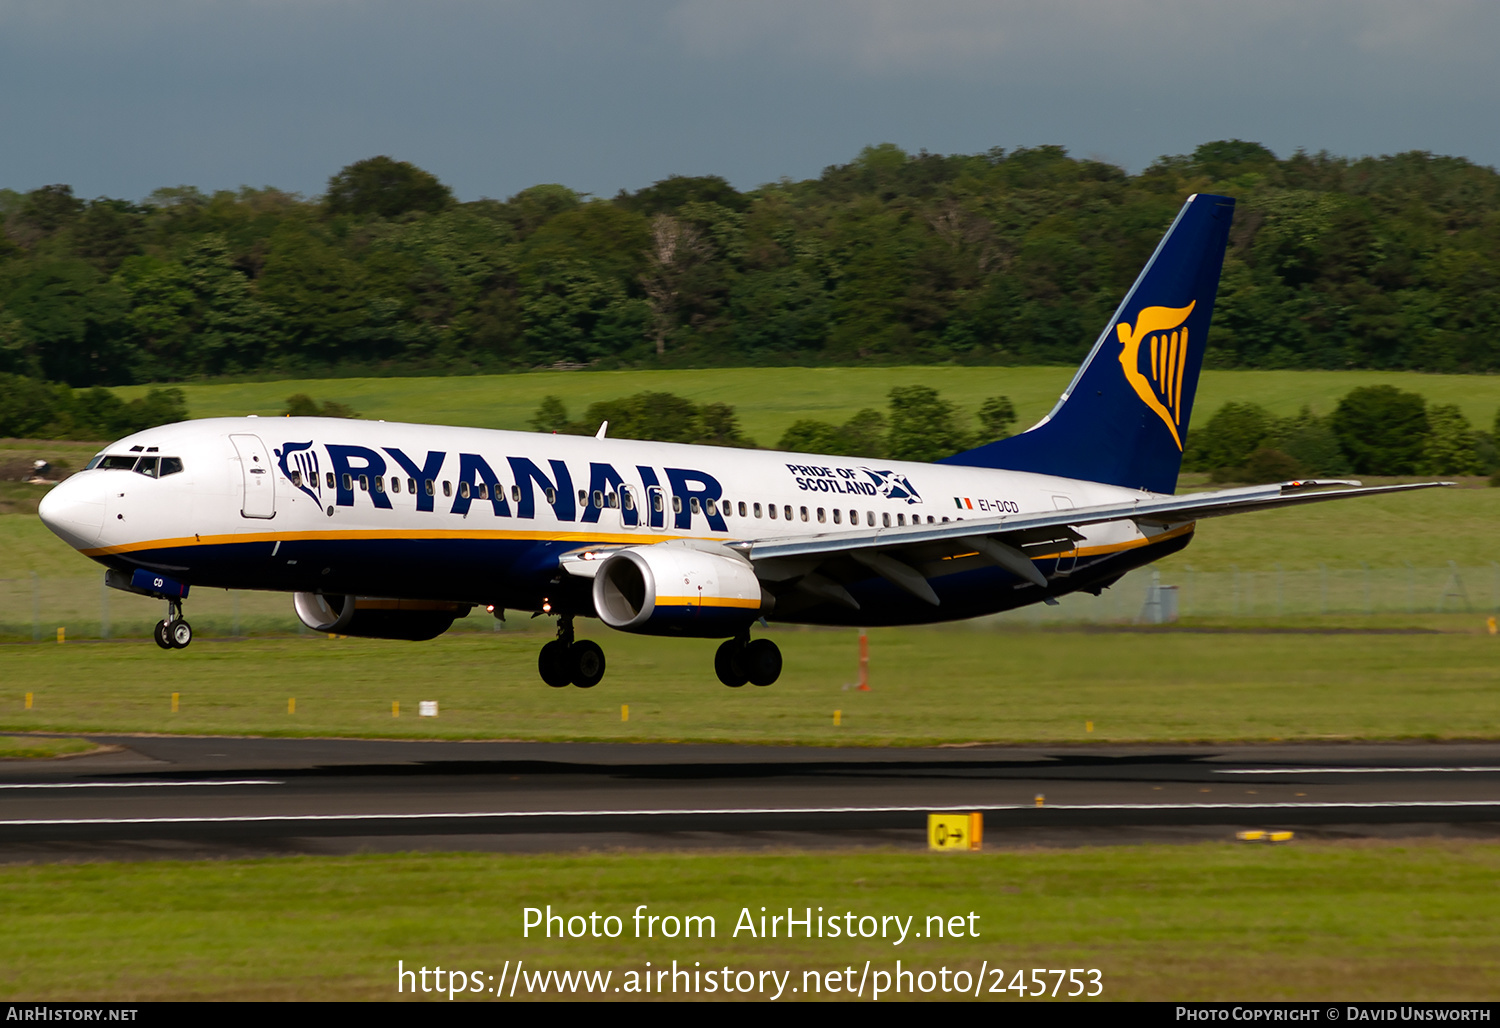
[927,813,983,851]
[56,628,64,644]
[288,698,296,714]
[392,701,399,718]
[1236,830,1266,841]
[1086,720,1094,733]
[1034,793,1045,808]
[833,709,842,726]
[621,704,629,722]
[1269,831,1295,843]
[171,692,179,713]
[1489,616,1497,635]
[24,692,33,710]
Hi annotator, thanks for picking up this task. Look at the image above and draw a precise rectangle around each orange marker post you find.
[856,631,870,691]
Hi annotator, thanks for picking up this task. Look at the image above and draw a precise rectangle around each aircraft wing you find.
[560,480,1449,607]
[720,480,1450,606]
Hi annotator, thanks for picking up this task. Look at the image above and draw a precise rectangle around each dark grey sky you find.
[3,0,1497,202]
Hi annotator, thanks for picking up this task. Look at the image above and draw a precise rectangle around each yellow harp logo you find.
[1116,301,1196,450]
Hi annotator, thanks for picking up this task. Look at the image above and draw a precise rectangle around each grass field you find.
[111,367,1500,445]
[6,625,1498,744]
[3,843,1496,1001]
[0,735,96,759]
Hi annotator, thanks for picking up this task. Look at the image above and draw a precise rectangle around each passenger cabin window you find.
[867,511,875,526]
[690,497,701,514]
[512,485,521,503]
[705,499,717,516]
[342,473,353,492]
[833,509,842,524]
[359,475,369,492]
[784,505,793,521]
[800,506,808,522]
[592,490,603,509]
[670,496,682,514]
[849,509,858,524]
[476,483,488,500]
[897,513,905,526]
[578,489,588,504]
[289,470,302,488]
[327,472,336,490]
[652,493,664,514]
[390,477,400,494]
[753,503,762,518]
[443,481,452,497]
[882,512,891,527]
[768,504,777,520]
[408,477,417,494]
[608,492,618,509]
[545,487,557,505]
[459,481,471,499]
[425,479,435,496]
[374,476,386,494]
[738,501,747,517]
[817,508,826,523]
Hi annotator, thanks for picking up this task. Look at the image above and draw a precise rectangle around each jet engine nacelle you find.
[592,543,772,637]
[292,592,471,641]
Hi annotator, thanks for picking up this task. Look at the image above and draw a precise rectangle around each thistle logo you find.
[862,468,921,505]
[1116,301,1196,450]
[276,441,322,503]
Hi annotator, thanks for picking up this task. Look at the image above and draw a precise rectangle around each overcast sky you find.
[3,0,1497,203]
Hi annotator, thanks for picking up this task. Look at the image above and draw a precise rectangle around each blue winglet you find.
[940,193,1236,495]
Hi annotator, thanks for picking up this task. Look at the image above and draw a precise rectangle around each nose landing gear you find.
[537,616,606,689]
[153,600,193,650]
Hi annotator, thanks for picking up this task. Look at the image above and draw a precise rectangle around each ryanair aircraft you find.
[38,194,1444,688]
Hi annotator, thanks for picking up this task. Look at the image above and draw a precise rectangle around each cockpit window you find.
[133,457,160,478]
[85,455,104,470]
[160,457,182,476]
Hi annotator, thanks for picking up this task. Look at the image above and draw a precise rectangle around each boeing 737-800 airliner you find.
[37,194,1445,688]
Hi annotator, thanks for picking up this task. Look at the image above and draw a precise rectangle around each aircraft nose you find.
[37,474,107,550]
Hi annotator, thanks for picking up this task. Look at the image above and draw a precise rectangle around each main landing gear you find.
[153,599,193,651]
[532,619,783,690]
[537,616,606,689]
[714,634,782,688]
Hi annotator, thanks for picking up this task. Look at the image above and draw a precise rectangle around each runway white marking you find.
[0,780,279,790]
[4,799,1500,827]
[1215,767,1500,775]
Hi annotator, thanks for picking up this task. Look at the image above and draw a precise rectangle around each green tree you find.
[1330,385,1430,475]
[886,386,971,463]
[527,395,571,433]
[0,374,61,437]
[1183,402,1275,473]
[1421,404,1480,475]
[325,157,454,219]
[976,396,1017,440]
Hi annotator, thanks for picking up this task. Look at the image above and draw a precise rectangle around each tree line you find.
[3,141,1499,387]
[531,383,1495,481]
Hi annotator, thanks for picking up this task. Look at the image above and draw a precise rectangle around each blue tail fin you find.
[940,193,1235,494]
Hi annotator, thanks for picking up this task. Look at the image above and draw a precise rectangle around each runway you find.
[2,734,1499,860]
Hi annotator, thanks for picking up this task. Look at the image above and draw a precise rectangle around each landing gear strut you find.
[715,634,781,688]
[537,615,606,689]
[153,599,192,651]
